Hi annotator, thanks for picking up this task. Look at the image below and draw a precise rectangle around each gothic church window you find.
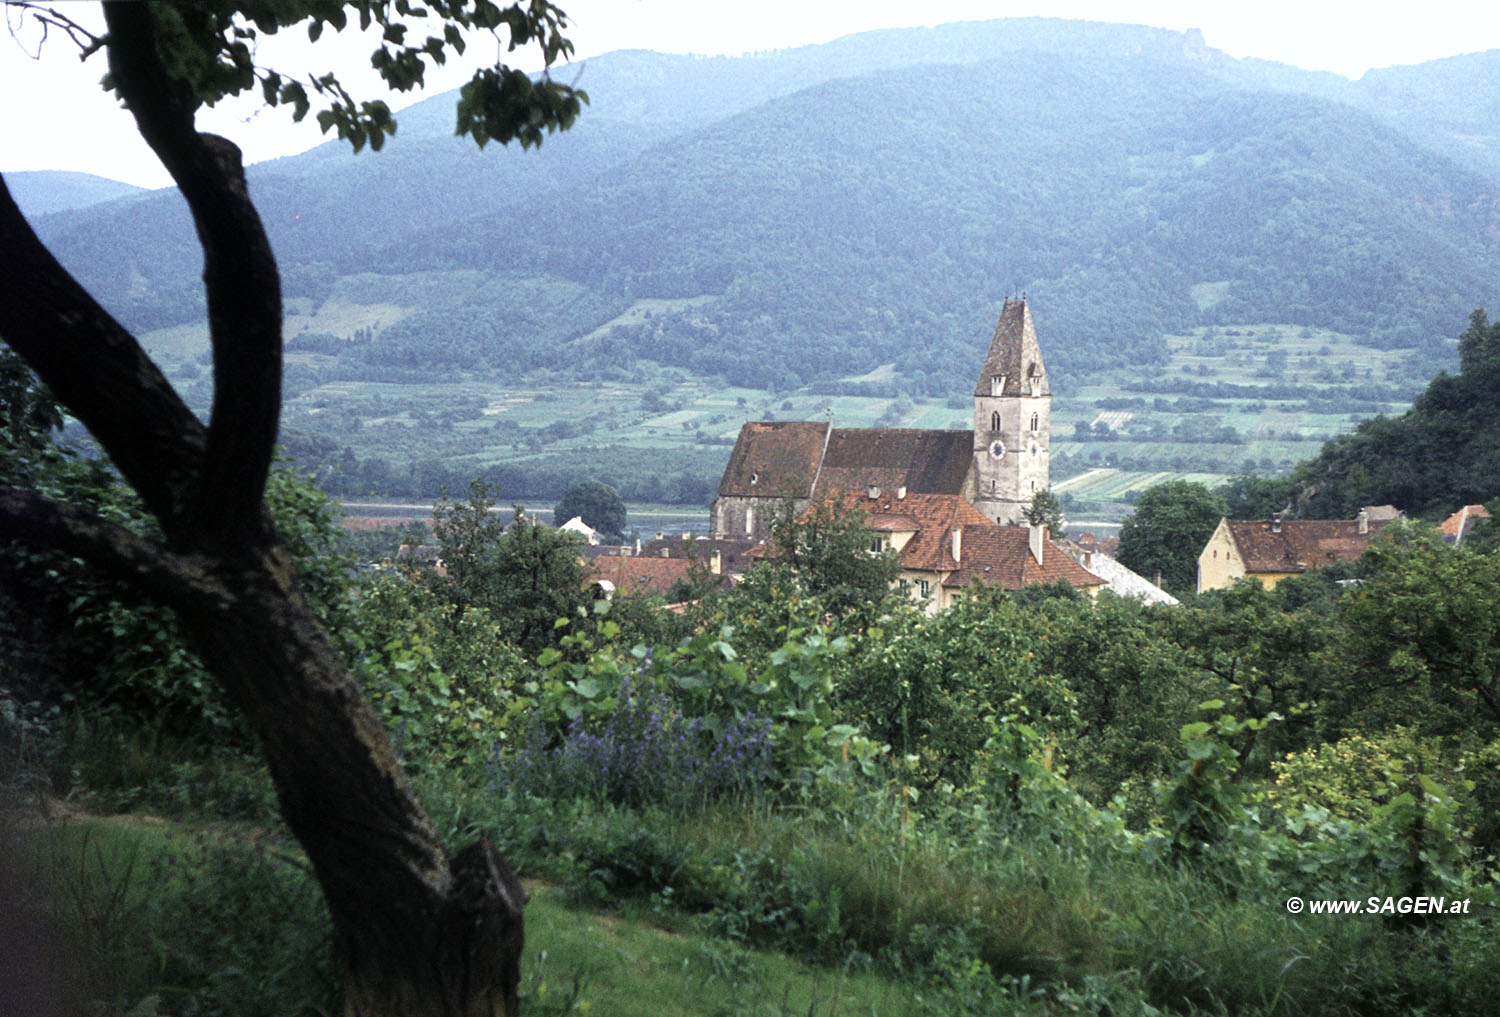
[1030,412,1039,432]
[991,411,1001,431]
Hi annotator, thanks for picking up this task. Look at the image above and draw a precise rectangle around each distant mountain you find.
[26,19,1500,390]
[6,171,146,216]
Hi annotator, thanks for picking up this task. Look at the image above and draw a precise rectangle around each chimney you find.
[951,527,962,563]
[660,547,669,557]
[656,531,664,541]
[897,485,907,499]
[1357,509,1369,535]
[710,548,722,575]
[1029,523,1047,566]
[683,531,691,541]
[867,484,880,499]
[1270,513,1282,534]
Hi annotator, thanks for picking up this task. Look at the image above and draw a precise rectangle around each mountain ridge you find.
[17,19,1500,394]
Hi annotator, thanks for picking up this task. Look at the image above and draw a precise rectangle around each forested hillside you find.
[22,19,1500,395]
[1288,309,1500,517]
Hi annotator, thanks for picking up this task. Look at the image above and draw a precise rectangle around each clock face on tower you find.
[988,439,1006,460]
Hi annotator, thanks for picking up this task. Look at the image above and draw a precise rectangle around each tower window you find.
[1030,412,1039,432]
[990,410,1001,431]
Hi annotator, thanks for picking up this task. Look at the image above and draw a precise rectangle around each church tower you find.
[972,299,1050,525]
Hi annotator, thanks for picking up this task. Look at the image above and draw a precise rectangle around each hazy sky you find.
[4,1,1500,189]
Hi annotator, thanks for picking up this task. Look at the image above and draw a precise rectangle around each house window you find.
[869,536,884,553]
[918,579,930,597]
[990,410,1001,431]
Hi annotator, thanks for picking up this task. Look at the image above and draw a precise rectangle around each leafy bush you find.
[354,573,531,772]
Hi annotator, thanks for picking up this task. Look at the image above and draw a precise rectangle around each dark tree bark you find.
[0,5,526,1013]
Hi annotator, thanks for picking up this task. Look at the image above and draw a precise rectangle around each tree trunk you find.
[0,5,551,1010]
[171,549,528,1017]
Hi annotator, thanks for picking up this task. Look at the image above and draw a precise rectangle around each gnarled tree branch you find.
[0,484,232,610]
[104,1,283,550]
[0,176,207,539]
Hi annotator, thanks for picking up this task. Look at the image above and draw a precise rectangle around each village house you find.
[1196,508,1397,593]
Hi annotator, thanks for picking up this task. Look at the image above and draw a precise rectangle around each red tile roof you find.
[1440,504,1491,544]
[944,526,1106,591]
[588,555,695,597]
[817,491,1103,592]
[1225,518,1388,575]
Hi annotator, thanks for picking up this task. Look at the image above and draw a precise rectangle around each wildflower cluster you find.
[496,675,774,810]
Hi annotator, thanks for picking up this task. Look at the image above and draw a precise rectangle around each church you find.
[711,299,1052,542]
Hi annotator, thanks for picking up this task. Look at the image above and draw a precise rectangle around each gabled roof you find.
[559,516,600,544]
[1224,518,1388,575]
[1058,544,1178,605]
[718,422,972,502]
[973,299,1049,398]
[943,526,1106,591]
[718,420,830,497]
[588,554,695,597]
[638,535,759,573]
[821,491,1103,591]
[814,428,973,498]
[831,491,993,571]
[1440,504,1491,546]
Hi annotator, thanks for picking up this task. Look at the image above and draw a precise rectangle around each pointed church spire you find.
[973,299,1049,398]
[971,299,1052,526]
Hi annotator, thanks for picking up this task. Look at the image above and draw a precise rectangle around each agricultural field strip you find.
[141,318,1432,521]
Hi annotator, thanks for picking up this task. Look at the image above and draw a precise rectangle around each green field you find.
[140,318,1435,524]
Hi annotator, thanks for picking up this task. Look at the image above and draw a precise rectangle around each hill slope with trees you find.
[23,20,1500,393]
[1288,309,1500,518]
